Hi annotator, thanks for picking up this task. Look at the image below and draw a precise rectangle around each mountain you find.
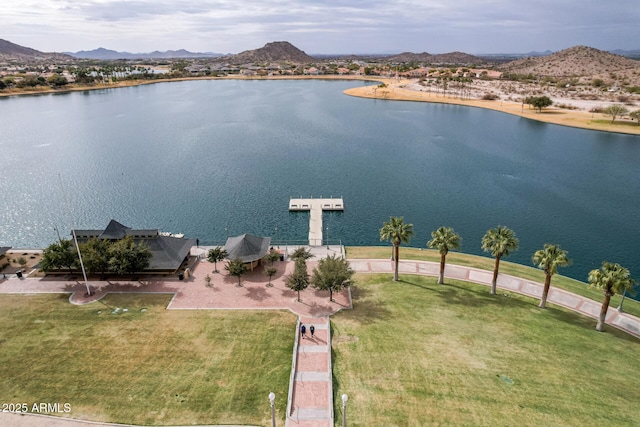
[385,51,486,65]
[0,38,74,61]
[217,41,315,64]
[499,45,640,76]
[67,48,223,60]
[499,45,640,86]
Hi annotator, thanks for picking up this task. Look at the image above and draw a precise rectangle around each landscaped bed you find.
[0,293,295,426]
[332,273,640,426]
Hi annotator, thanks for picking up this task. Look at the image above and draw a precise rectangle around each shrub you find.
[482,93,499,100]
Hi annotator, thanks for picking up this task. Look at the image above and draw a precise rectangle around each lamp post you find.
[268,392,276,427]
[341,393,348,427]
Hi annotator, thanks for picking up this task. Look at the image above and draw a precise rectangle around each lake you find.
[1,79,639,284]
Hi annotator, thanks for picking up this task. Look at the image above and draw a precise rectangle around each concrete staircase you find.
[286,316,333,427]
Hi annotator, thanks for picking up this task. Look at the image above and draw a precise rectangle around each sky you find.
[2,0,639,55]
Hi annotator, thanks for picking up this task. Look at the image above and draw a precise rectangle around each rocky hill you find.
[499,46,640,82]
[0,38,74,62]
[217,41,315,64]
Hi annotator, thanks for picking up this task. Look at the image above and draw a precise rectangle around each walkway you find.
[348,258,640,339]
[286,317,333,427]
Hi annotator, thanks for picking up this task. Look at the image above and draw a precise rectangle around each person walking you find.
[310,325,315,338]
[301,324,306,339]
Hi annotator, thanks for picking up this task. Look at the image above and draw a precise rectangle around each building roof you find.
[72,220,195,272]
[224,234,271,263]
[0,247,11,257]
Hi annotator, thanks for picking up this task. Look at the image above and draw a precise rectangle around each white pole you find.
[59,174,91,296]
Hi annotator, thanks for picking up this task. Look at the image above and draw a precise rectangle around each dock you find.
[289,197,344,246]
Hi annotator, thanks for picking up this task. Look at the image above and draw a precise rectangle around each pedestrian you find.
[310,325,315,338]
[301,324,306,339]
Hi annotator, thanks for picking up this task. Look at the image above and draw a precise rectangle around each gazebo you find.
[224,234,271,270]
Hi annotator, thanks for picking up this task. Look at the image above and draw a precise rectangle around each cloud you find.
[0,0,638,53]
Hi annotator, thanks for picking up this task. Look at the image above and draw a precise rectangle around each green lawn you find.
[346,246,640,318]
[0,294,295,426]
[332,274,640,426]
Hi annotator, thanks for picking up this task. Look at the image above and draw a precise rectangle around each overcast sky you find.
[2,0,639,55]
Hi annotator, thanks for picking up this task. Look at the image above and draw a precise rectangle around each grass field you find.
[346,246,640,319]
[332,274,640,426]
[0,294,295,426]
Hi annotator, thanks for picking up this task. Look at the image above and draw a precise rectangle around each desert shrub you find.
[556,103,578,110]
[482,93,499,100]
[590,106,604,113]
[617,95,630,103]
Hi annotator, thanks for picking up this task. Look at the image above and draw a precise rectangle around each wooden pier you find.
[289,197,344,246]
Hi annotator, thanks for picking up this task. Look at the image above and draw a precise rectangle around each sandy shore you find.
[344,78,640,136]
[2,75,639,135]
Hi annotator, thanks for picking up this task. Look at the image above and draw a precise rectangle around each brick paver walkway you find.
[286,317,333,427]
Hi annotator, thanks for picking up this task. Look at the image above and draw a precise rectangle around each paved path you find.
[348,258,640,339]
[286,317,333,427]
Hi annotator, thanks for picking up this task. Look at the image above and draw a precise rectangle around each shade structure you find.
[224,234,271,263]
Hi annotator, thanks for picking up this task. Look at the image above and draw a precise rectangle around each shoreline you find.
[343,78,640,136]
[2,74,638,135]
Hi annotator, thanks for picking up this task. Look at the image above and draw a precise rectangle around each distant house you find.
[73,220,196,274]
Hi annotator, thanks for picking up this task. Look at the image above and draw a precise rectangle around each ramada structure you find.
[73,219,196,274]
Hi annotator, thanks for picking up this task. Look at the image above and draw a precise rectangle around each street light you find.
[268,392,276,427]
[341,393,348,427]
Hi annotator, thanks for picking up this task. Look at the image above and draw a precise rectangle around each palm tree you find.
[588,262,635,332]
[379,217,414,282]
[427,226,461,284]
[532,244,571,308]
[481,226,519,295]
[207,246,228,273]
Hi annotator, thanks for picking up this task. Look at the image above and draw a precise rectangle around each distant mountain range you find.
[65,47,224,60]
[1,37,639,65]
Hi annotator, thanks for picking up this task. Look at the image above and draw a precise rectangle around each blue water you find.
[1,79,639,285]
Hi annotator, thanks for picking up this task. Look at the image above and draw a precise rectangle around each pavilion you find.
[224,234,271,270]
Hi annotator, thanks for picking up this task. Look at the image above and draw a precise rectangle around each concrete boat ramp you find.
[289,197,344,246]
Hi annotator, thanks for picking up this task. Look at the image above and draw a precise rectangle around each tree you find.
[80,237,112,277]
[380,216,414,282]
[588,262,635,332]
[108,236,152,276]
[427,226,462,284]
[289,247,314,261]
[630,110,640,125]
[41,239,77,274]
[603,104,629,124]
[532,244,571,308]
[264,265,277,287]
[481,226,519,295]
[17,256,27,270]
[531,96,553,113]
[47,74,68,87]
[286,258,310,302]
[263,248,281,266]
[207,246,228,272]
[225,258,247,287]
[311,255,354,302]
